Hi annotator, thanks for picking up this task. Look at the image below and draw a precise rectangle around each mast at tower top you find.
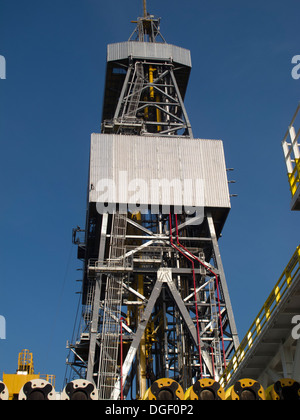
[129,1,166,43]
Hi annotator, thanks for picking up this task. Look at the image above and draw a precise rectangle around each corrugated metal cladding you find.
[107,42,192,67]
[89,134,231,210]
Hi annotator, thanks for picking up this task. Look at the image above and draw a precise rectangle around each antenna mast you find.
[129,1,166,43]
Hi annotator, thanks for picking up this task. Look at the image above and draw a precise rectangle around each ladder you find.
[83,281,95,330]
[98,212,127,399]
[124,62,144,119]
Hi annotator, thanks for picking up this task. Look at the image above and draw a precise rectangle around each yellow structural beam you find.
[149,66,155,99]
[148,66,161,132]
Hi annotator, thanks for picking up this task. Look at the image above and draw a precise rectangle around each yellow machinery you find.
[225,378,265,400]
[266,379,300,401]
[185,379,225,400]
[2,349,55,400]
[140,377,299,401]
[143,378,184,400]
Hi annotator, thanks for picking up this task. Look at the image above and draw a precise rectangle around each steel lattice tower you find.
[66,9,239,400]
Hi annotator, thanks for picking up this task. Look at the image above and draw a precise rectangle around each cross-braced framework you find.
[105,211,239,399]
[102,59,193,138]
[67,210,239,399]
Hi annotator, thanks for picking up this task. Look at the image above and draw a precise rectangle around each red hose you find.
[169,214,203,377]
[174,214,227,370]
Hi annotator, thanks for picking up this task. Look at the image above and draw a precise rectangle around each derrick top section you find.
[102,12,192,128]
[106,10,191,67]
[106,42,191,67]
[129,14,166,43]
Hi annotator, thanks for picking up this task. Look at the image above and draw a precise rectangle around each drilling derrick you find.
[67,8,239,400]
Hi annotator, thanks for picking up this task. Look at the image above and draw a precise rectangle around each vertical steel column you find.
[113,66,133,121]
[169,69,193,138]
[206,212,239,352]
[111,268,214,400]
[111,270,165,400]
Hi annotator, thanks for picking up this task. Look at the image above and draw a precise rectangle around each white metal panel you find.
[107,42,192,67]
[201,140,231,208]
[89,134,230,210]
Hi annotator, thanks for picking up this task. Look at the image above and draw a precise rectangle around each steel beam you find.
[110,268,213,400]
[207,212,240,351]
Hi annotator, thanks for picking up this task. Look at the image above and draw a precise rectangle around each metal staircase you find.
[125,62,144,119]
[97,212,128,399]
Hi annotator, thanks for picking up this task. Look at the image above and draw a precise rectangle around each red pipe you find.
[174,214,227,370]
[169,214,203,377]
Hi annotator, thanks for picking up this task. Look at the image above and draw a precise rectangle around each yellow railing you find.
[220,245,300,387]
[18,349,34,375]
[288,158,300,197]
[40,374,56,387]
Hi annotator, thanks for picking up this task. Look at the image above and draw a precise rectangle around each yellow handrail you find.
[40,374,56,387]
[220,245,300,387]
[288,158,300,197]
[18,349,34,375]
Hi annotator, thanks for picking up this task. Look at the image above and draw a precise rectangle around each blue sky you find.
[0,0,299,390]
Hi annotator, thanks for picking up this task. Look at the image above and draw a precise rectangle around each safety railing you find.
[288,158,300,197]
[40,374,56,387]
[18,349,34,375]
[282,104,300,201]
[220,245,300,387]
[88,256,133,272]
